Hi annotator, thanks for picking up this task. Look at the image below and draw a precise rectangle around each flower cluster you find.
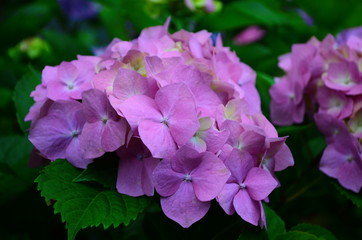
[270,28,362,193]
[27,20,293,227]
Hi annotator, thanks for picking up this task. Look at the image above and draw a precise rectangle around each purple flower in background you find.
[269,77,305,125]
[323,61,362,95]
[320,135,362,193]
[58,0,100,21]
[294,8,314,26]
[336,26,362,44]
[348,109,362,138]
[316,87,353,119]
[314,113,351,144]
[233,26,266,45]
[153,146,230,227]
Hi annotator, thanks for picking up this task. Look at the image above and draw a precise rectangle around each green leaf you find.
[73,155,119,188]
[42,29,90,62]
[257,72,275,87]
[276,123,315,136]
[263,204,286,240]
[291,224,337,240]
[275,231,319,240]
[333,181,362,208]
[0,3,52,50]
[201,1,289,31]
[307,136,325,159]
[13,70,41,133]
[0,135,37,203]
[36,159,149,240]
[0,88,12,108]
[256,72,274,117]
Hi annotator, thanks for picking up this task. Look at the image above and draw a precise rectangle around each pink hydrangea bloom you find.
[79,89,127,159]
[217,149,277,226]
[26,20,292,227]
[28,101,92,168]
[153,146,230,227]
[270,28,362,192]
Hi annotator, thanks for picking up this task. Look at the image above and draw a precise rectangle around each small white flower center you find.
[239,183,246,189]
[101,116,109,124]
[183,174,192,182]
[71,130,80,138]
[67,82,75,90]
[161,117,169,127]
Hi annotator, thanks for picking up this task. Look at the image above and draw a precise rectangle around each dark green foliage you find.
[36,159,149,240]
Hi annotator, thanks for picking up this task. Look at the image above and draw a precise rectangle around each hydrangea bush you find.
[26,20,293,229]
[270,28,362,193]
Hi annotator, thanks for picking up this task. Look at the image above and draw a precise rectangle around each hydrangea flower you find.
[217,149,278,226]
[153,146,230,227]
[270,28,362,192]
[26,20,292,227]
[28,101,91,168]
[79,89,127,159]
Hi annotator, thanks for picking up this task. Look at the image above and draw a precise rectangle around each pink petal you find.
[29,116,70,160]
[58,61,78,82]
[160,182,210,228]
[244,168,278,201]
[117,156,144,197]
[79,122,104,159]
[274,143,294,171]
[192,152,231,201]
[93,69,117,93]
[155,83,199,145]
[199,124,229,153]
[153,159,184,197]
[221,120,243,146]
[337,160,362,193]
[66,137,93,169]
[113,68,150,101]
[171,146,202,174]
[141,157,160,196]
[139,119,177,159]
[82,89,109,123]
[224,149,254,183]
[233,189,260,226]
[101,119,127,152]
[251,114,278,138]
[217,183,239,215]
[237,129,266,156]
[119,95,162,131]
[42,66,57,86]
[324,61,361,93]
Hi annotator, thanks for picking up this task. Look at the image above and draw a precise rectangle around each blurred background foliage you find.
[1,0,362,239]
